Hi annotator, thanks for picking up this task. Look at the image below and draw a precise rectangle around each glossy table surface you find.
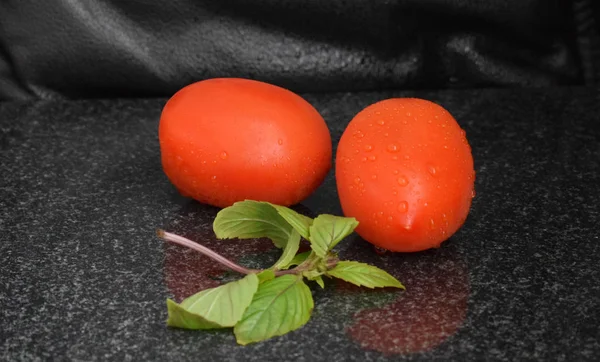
[1,86,599,361]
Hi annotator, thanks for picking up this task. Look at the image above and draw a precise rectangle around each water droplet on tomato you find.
[278,138,283,145]
[364,144,373,152]
[387,144,399,152]
[211,175,217,181]
[361,157,367,162]
[397,201,408,213]
[378,211,384,217]
[387,216,393,222]
[428,165,437,176]
[377,119,385,126]
[372,174,377,180]
[354,131,364,139]
[397,176,409,186]
[384,132,389,137]
[429,219,436,229]
[406,112,412,117]
[354,177,361,184]
[472,188,476,198]
[368,155,377,161]
[220,151,228,160]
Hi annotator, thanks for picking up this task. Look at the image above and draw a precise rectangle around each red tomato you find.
[335,98,475,252]
[159,78,332,208]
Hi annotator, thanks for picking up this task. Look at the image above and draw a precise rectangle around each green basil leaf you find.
[173,273,259,327]
[213,200,292,248]
[280,251,311,270]
[234,275,314,345]
[256,270,276,284]
[314,276,325,289]
[269,204,313,240]
[166,299,225,330]
[326,261,404,289]
[308,214,359,257]
[272,229,301,270]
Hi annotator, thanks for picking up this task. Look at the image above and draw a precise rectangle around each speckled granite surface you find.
[1,87,599,361]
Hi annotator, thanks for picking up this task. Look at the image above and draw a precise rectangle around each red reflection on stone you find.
[347,255,469,355]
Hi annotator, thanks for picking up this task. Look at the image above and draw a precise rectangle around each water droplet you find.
[406,112,412,116]
[393,170,399,175]
[368,155,377,161]
[378,211,384,217]
[344,157,351,163]
[354,131,364,139]
[354,177,361,184]
[211,175,217,181]
[392,191,398,195]
[387,216,393,222]
[374,246,388,255]
[472,188,476,198]
[377,119,385,126]
[397,176,409,186]
[278,138,283,145]
[364,145,373,152]
[361,157,367,162]
[384,132,389,137]
[429,218,436,230]
[397,201,408,213]
[371,174,377,180]
[212,160,217,164]
[424,202,429,207]
[220,151,228,160]
[403,224,412,231]
[428,165,437,176]
[387,144,399,152]
[392,155,398,160]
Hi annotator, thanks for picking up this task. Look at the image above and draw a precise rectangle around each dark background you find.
[1,0,599,100]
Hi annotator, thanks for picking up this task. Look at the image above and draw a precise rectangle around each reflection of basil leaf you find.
[234,275,313,345]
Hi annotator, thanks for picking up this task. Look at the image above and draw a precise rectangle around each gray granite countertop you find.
[1,87,599,361]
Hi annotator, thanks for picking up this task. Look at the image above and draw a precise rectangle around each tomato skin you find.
[159,78,332,208]
[335,98,474,252]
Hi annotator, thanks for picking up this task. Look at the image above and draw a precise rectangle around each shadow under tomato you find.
[339,238,470,355]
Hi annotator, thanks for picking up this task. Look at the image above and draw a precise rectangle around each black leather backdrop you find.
[1,0,599,101]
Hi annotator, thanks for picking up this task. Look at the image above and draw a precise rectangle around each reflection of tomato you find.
[336,98,475,252]
[346,254,469,354]
[159,78,332,208]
